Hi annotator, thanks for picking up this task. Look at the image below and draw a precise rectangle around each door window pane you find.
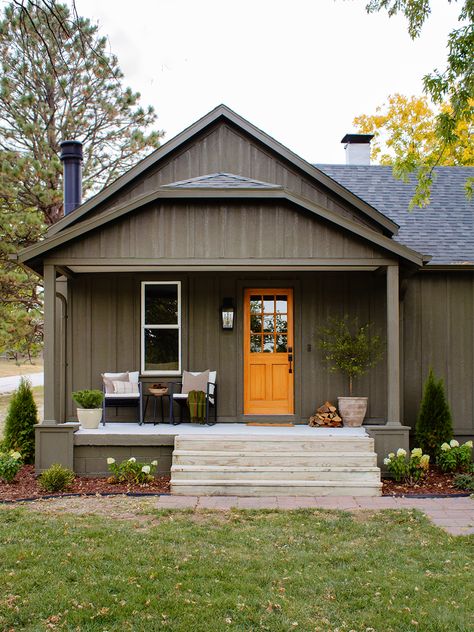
[250,314,262,332]
[276,335,288,352]
[263,296,274,313]
[263,335,274,352]
[275,314,287,333]
[250,334,262,353]
[250,296,262,313]
[276,296,287,313]
[263,315,274,332]
[145,284,178,324]
[144,329,179,371]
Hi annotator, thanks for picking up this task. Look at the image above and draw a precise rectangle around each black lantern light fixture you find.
[220,298,235,330]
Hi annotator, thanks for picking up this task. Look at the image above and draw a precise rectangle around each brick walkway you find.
[155,495,474,536]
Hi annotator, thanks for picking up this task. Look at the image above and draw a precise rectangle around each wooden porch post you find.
[386,265,401,425]
[43,264,57,423]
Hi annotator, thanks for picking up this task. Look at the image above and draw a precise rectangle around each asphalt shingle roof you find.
[162,172,282,189]
[315,165,474,266]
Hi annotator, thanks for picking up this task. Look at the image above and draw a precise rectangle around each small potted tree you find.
[72,390,104,429]
[319,316,384,426]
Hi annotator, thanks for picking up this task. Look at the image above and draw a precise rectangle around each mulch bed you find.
[0,465,170,502]
[1,466,470,502]
[382,467,467,496]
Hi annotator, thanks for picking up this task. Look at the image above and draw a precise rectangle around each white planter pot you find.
[77,408,102,429]
[337,397,368,427]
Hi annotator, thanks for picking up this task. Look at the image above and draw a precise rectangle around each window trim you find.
[141,281,181,376]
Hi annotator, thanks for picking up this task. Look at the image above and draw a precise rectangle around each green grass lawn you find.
[0,507,472,631]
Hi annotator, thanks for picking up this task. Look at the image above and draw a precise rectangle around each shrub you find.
[107,456,158,485]
[72,389,104,409]
[2,377,38,463]
[318,316,384,396]
[384,447,430,484]
[38,464,75,492]
[415,368,454,458]
[0,450,23,483]
[437,440,473,473]
[452,473,474,493]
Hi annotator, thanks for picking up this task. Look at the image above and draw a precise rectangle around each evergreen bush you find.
[38,464,75,493]
[2,377,38,463]
[415,368,454,458]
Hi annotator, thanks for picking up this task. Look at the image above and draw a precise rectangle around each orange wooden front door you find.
[244,289,294,415]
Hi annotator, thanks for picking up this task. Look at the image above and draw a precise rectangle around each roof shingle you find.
[315,165,474,265]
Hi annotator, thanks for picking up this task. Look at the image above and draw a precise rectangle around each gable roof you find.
[46,104,398,238]
[316,165,474,266]
[161,173,282,189]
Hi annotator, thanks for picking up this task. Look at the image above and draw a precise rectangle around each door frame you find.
[236,279,301,421]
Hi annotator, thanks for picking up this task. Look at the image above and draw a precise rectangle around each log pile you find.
[309,401,343,427]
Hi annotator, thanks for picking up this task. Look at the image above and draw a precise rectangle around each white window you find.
[141,282,181,375]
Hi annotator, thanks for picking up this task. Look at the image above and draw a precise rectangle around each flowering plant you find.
[437,440,473,473]
[384,447,430,484]
[106,456,158,484]
[0,450,22,483]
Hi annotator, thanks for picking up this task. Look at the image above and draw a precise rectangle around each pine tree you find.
[2,377,38,463]
[0,1,163,357]
[416,368,454,457]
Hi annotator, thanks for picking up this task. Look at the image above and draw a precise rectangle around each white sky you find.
[73,0,460,164]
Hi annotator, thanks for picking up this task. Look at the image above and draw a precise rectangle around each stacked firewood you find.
[309,401,343,427]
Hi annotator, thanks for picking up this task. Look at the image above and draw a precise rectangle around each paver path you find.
[155,495,474,535]
[6,494,473,536]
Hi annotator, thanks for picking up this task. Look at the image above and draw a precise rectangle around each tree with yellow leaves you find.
[354,94,473,168]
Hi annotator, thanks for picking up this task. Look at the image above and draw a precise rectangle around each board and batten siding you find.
[82,122,384,234]
[50,200,385,262]
[403,271,474,438]
[65,271,388,423]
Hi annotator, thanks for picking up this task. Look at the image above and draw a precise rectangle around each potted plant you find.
[72,389,104,429]
[319,316,384,427]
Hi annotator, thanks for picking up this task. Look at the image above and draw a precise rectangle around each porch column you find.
[43,263,57,423]
[386,264,401,426]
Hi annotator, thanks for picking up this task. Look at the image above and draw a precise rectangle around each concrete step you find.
[171,479,383,497]
[171,464,380,482]
[175,435,374,453]
[173,450,377,467]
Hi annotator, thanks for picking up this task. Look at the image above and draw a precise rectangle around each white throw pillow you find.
[112,381,139,394]
[128,371,139,384]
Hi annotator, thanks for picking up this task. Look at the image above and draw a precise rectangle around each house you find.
[17,105,474,492]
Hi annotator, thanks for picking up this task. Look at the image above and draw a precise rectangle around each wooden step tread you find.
[171,478,382,488]
[171,465,380,473]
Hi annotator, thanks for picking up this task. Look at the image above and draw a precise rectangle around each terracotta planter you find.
[77,408,102,429]
[337,397,368,427]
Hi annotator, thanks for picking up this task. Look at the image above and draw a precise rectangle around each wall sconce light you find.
[221,298,235,330]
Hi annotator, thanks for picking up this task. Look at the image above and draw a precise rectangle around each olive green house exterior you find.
[17,105,474,476]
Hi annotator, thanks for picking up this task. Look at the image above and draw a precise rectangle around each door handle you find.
[288,353,293,374]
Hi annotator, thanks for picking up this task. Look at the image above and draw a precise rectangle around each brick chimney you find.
[341,134,374,165]
[60,140,83,215]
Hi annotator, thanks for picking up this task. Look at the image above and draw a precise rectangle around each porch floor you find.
[75,423,368,438]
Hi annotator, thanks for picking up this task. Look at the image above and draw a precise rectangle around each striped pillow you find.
[112,381,139,394]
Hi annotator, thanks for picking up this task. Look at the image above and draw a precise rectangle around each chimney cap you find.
[341,133,374,144]
[60,140,83,161]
